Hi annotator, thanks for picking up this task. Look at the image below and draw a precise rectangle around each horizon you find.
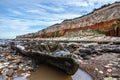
[0,0,120,39]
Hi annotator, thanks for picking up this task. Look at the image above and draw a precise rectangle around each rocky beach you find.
[0,39,120,80]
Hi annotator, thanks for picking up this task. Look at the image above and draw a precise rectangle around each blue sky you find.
[0,0,120,39]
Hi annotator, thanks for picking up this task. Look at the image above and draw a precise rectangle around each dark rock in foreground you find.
[14,47,79,75]
[29,52,79,75]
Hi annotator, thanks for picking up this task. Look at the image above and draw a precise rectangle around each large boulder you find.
[28,52,79,75]
[14,46,79,75]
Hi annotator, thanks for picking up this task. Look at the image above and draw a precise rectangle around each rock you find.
[77,59,83,63]
[91,57,95,60]
[83,56,91,60]
[91,54,96,57]
[99,71,104,74]
[3,62,10,67]
[79,48,91,54]
[102,48,120,53]
[91,49,102,55]
[6,68,14,77]
[113,48,120,53]
[91,49,98,54]
[107,64,113,66]
[102,48,112,53]
[9,64,18,70]
[73,50,80,55]
[14,59,23,64]
[104,65,112,69]
[72,54,79,58]
[45,56,79,75]
[95,68,98,71]
[79,53,87,58]
[117,65,120,68]
[0,59,5,62]
[83,43,98,48]
[17,68,23,77]
[117,58,120,61]
[104,77,113,80]
[0,63,5,69]
[7,55,15,61]
[112,61,118,65]
[48,42,63,52]
[24,73,31,78]
[54,50,71,57]
[67,43,79,51]
[28,52,79,75]
[105,72,111,77]
[107,69,112,72]
[26,67,34,71]
[112,73,120,78]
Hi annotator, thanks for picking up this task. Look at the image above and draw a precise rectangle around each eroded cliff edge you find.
[16,2,120,39]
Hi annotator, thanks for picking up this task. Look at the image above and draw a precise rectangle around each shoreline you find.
[16,36,120,42]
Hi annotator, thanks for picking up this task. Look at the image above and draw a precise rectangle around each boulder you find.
[91,49,102,55]
[83,56,91,60]
[102,48,120,53]
[25,51,79,75]
[79,48,91,55]
[79,53,87,58]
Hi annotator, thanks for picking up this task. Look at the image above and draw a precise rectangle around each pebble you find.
[72,54,78,58]
[99,71,104,74]
[7,55,15,61]
[112,62,118,65]
[77,60,83,63]
[117,65,120,68]
[107,69,112,73]
[0,50,33,80]
[107,64,113,66]
[22,73,31,78]
[104,65,112,69]
[6,69,14,77]
[95,68,98,71]
[17,68,24,77]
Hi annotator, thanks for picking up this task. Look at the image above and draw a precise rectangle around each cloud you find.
[25,6,48,15]
[0,13,81,30]
[36,4,65,12]
[87,0,119,6]
[66,0,89,7]
[0,18,62,31]
[26,9,43,14]
[8,9,23,15]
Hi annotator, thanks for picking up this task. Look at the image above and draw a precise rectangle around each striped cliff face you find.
[16,2,120,39]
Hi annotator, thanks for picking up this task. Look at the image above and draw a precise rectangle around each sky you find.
[0,0,120,39]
